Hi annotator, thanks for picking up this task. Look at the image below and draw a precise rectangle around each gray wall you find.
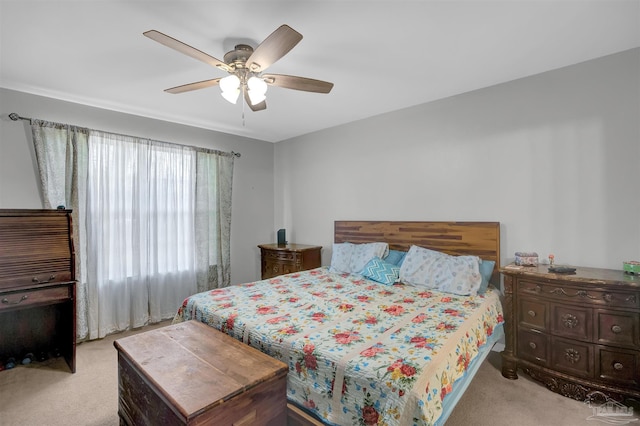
[274,48,640,271]
[2,48,638,286]
[0,88,275,285]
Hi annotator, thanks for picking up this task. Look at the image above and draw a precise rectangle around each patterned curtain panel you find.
[30,120,234,341]
[195,151,234,292]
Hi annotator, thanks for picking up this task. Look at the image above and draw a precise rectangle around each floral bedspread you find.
[173,267,504,426]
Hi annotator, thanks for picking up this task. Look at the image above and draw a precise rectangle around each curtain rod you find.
[8,112,241,158]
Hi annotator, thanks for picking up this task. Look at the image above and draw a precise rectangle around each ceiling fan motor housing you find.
[224,44,255,70]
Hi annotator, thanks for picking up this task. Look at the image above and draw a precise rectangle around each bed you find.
[173,221,504,426]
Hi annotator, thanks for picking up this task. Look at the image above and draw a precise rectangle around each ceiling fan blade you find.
[144,30,231,72]
[165,78,222,94]
[262,74,333,94]
[245,25,303,73]
[243,89,267,111]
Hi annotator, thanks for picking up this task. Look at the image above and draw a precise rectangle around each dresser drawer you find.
[0,284,72,311]
[596,310,638,348]
[519,280,638,309]
[551,304,592,341]
[518,297,548,331]
[551,337,594,379]
[517,329,549,366]
[598,347,639,386]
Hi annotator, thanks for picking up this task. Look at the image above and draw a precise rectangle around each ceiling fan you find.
[143,25,334,111]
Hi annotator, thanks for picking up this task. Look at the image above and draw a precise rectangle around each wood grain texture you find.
[0,209,75,289]
[0,209,76,373]
[258,244,322,279]
[334,221,501,285]
[115,320,288,425]
[501,266,640,406]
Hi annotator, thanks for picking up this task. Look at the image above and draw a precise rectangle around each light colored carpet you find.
[0,321,170,426]
[0,322,635,426]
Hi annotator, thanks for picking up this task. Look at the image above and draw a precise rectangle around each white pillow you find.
[399,245,482,296]
[329,242,389,274]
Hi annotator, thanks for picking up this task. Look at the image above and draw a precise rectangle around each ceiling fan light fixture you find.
[220,74,240,104]
[146,25,333,111]
[247,76,268,105]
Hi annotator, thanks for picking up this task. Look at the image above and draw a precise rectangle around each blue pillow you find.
[478,260,496,294]
[384,249,406,266]
[361,257,400,285]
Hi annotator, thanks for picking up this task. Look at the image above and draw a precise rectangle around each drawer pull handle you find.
[2,295,28,305]
[32,274,56,284]
[529,342,537,349]
[528,310,536,317]
[613,362,624,371]
[611,325,622,334]
[562,313,578,328]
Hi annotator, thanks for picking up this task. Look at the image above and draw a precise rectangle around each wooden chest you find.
[258,243,322,279]
[114,320,288,426]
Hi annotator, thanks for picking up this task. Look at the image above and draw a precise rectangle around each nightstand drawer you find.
[265,250,300,263]
[264,260,296,277]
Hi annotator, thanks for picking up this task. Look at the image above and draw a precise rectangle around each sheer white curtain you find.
[30,120,234,340]
[86,133,198,337]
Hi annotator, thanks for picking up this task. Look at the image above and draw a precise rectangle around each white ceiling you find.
[1,1,639,143]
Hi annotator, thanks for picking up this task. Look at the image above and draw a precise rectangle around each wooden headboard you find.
[334,221,501,285]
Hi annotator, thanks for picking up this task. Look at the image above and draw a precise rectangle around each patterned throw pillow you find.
[329,242,389,274]
[399,245,482,295]
[361,257,400,285]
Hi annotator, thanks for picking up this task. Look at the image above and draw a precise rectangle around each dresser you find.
[501,264,639,405]
[115,320,288,425]
[258,243,322,279]
[0,209,76,372]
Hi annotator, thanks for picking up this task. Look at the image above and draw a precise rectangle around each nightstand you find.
[258,243,322,279]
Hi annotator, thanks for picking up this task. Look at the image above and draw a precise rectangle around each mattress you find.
[173,267,504,426]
